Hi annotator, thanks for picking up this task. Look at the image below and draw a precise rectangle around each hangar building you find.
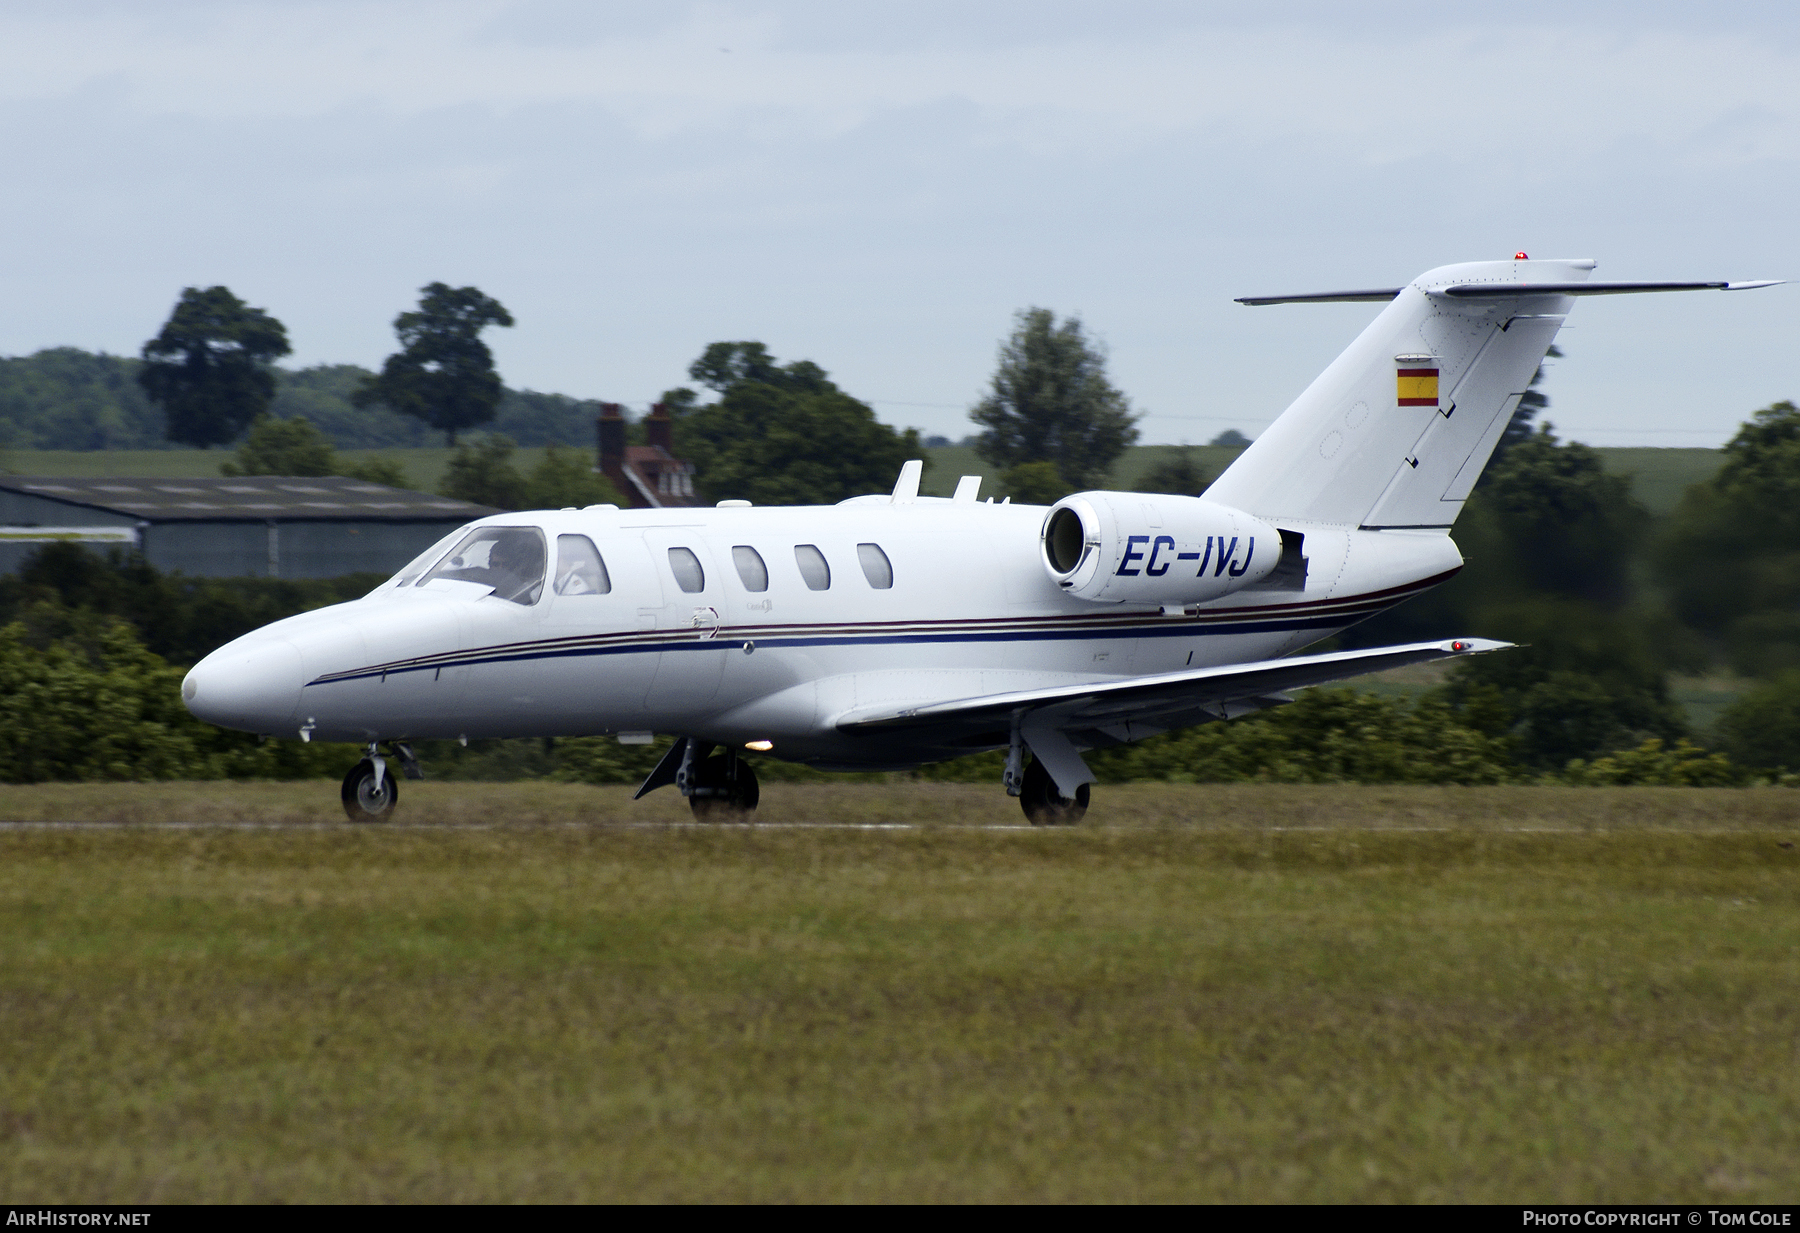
[0,476,497,579]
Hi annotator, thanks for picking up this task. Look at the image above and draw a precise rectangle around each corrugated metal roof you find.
[0,476,499,522]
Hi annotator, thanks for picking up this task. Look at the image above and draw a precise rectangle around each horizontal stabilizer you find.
[1238,279,1781,306]
[1438,279,1782,299]
[1236,289,1402,306]
[837,637,1509,737]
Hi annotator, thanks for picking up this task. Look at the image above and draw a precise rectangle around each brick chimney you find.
[645,402,673,455]
[595,402,629,498]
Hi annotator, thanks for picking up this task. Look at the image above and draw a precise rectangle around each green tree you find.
[1716,672,1800,770]
[1138,446,1209,495]
[440,435,527,509]
[0,348,163,450]
[270,363,433,449]
[1657,401,1800,675]
[354,283,514,446]
[1441,600,1688,770]
[1208,428,1251,448]
[1477,422,1645,606]
[138,287,291,448]
[1000,460,1071,505]
[439,437,623,510]
[1,542,386,668]
[220,414,407,486]
[1076,686,1520,786]
[520,443,625,509]
[0,617,356,783]
[675,343,925,506]
[221,414,335,477]
[969,308,1138,490]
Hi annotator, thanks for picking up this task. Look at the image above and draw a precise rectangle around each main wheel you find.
[341,758,399,822]
[688,753,759,822]
[1019,756,1088,826]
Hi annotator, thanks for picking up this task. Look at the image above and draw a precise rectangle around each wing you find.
[836,637,1510,792]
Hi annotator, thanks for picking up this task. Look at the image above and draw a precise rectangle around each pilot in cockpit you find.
[484,531,545,604]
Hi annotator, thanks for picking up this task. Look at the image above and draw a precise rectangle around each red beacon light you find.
[1513,251,1530,260]
[1451,640,1469,652]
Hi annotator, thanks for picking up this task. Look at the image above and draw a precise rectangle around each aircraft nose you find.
[182,639,305,734]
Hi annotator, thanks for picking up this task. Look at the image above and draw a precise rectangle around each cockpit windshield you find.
[383,529,467,591]
[417,526,547,605]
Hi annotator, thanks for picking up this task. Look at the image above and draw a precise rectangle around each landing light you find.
[746,740,774,752]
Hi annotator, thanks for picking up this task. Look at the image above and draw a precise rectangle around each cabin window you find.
[419,526,547,605]
[555,534,611,595]
[668,546,705,593]
[794,544,831,590]
[732,545,769,592]
[856,543,894,589]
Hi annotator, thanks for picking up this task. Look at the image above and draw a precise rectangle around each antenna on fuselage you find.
[890,460,923,504]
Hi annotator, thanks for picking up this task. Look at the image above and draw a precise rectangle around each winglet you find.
[890,460,923,504]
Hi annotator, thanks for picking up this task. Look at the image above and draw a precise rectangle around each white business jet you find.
[181,257,1778,823]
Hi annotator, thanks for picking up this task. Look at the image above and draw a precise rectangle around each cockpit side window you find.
[794,544,831,591]
[555,534,611,595]
[732,546,768,592]
[419,526,548,605]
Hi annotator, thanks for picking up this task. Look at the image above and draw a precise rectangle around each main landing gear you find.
[1003,727,1089,826]
[1018,756,1089,826]
[341,742,424,823]
[634,737,760,822]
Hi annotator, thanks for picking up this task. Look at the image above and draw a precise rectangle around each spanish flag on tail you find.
[1396,363,1439,407]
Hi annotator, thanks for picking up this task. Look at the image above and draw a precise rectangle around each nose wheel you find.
[342,757,398,822]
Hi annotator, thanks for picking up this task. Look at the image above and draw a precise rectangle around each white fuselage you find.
[181,496,1461,768]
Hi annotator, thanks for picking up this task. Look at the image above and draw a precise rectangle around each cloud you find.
[1,1,1795,445]
[4,3,1798,171]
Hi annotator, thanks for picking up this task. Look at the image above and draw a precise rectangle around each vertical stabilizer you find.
[1205,258,1586,528]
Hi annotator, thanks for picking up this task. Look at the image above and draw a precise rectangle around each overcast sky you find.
[3,0,1797,447]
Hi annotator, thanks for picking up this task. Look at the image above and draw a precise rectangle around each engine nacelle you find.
[1041,491,1281,604]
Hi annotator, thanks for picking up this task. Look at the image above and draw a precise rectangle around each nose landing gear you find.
[342,757,397,822]
[340,741,424,822]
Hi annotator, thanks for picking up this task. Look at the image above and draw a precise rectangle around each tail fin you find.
[1205,258,1775,529]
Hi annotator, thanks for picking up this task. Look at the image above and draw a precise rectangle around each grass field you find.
[0,447,546,495]
[2,781,1798,1203]
[4,444,1723,513]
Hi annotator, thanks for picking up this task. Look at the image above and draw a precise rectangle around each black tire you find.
[688,753,760,822]
[341,758,399,822]
[1019,756,1088,826]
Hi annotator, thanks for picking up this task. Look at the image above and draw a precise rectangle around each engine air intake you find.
[1040,491,1281,605]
